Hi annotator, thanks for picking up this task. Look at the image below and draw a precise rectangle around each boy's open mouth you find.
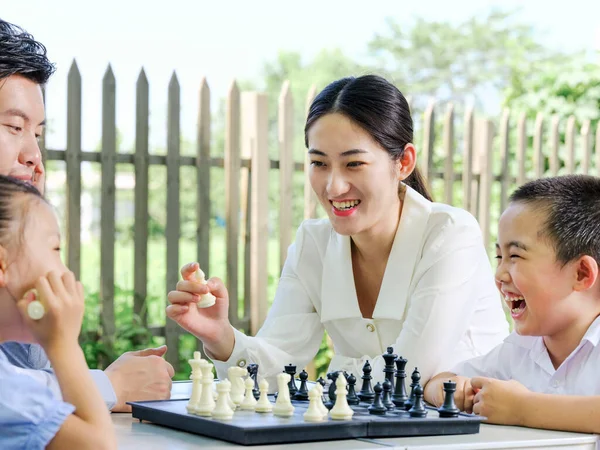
[505,295,527,318]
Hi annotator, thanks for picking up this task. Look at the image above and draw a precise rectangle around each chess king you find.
[168,74,509,390]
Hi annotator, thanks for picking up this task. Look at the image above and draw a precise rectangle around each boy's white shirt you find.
[453,315,600,395]
[213,185,509,389]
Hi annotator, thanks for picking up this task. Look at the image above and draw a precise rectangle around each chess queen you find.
[167,75,509,390]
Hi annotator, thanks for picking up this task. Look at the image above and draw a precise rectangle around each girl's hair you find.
[304,75,432,201]
[0,175,44,246]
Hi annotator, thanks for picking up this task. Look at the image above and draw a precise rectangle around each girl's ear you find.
[397,144,417,181]
[0,246,8,288]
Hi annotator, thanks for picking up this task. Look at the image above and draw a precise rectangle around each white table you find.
[113,381,597,450]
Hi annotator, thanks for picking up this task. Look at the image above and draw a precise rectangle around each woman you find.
[167,75,509,387]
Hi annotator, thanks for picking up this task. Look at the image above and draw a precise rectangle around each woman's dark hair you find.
[304,75,432,201]
[0,175,44,247]
[0,18,55,84]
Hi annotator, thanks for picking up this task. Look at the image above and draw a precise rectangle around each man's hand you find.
[105,345,175,413]
[424,373,476,413]
[471,377,532,425]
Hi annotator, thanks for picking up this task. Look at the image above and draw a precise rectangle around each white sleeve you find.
[374,218,499,384]
[451,342,511,380]
[212,224,324,391]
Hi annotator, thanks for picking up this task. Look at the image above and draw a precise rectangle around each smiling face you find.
[0,195,64,342]
[0,75,45,188]
[495,202,591,338]
[306,113,403,237]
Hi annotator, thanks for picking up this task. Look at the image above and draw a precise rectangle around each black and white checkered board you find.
[129,398,483,445]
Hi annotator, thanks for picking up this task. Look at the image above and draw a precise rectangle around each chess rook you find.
[284,364,298,397]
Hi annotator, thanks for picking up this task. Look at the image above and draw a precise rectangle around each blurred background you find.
[4,0,599,379]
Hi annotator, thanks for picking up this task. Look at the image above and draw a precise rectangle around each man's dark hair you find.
[0,18,55,84]
[509,175,600,265]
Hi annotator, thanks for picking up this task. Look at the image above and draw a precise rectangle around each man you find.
[0,18,174,412]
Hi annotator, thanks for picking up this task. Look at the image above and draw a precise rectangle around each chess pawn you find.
[409,385,428,418]
[228,366,247,406]
[368,382,387,415]
[346,373,360,405]
[316,383,329,418]
[404,367,421,411]
[284,364,298,397]
[195,361,216,416]
[304,387,326,422]
[293,369,310,401]
[382,379,395,411]
[240,377,258,411]
[213,380,234,420]
[193,267,216,308]
[329,374,354,420]
[358,360,375,402]
[392,356,409,407]
[438,380,460,418]
[273,373,295,417]
[255,378,273,413]
[186,352,204,413]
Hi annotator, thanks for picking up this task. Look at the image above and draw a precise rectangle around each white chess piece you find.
[240,377,258,411]
[228,366,247,406]
[27,300,45,320]
[186,351,204,413]
[193,267,216,308]
[316,384,329,418]
[195,360,216,416]
[273,373,295,417]
[212,380,234,420]
[329,374,354,420]
[304,387,326,422]
[255,378,273,413]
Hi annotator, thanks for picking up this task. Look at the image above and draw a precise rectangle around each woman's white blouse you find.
[213,186,509,388]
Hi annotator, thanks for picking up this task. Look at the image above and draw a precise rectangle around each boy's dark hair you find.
[0,175,44,247]
[509,175,600,265]
[0,18,55,84]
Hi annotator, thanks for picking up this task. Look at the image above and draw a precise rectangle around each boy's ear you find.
[573,255,599,292]
[0,246,7,287]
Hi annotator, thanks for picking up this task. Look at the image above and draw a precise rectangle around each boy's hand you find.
[471,377,531,425]
[425,374,476,413]
[17,270,84,353]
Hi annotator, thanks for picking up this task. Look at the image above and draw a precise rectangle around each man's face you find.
[0,75,45,191]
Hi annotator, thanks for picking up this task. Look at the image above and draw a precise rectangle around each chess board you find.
[129,397,484,446]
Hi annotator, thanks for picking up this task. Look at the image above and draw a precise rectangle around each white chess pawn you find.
[212,380,234,420]
[255,378,273,413]
[228,366,247,406]
[195,360,216,416]
[304,387,326,422]
[193,267,216,308]
[240,377,258,411]
[316,384,329,418]
[273,373,295,417]
[329,374,354,420]
[186,351,204,413]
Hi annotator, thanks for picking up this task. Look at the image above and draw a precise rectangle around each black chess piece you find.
[409,385,428,418]
[368,382,387,415]
[247,364,260,400]
[438,380,460,418]
[284,363,298,396]
[347,373,360,405]
[392,356,409,407]
[382,379,395,410]
[358,360,375,402]
[382,347,397,392]
[293,369,310,401]
[317,376,328,407]
[326,371,340,409]
[404,367,421,411]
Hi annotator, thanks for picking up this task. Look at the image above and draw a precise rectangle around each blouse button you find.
[237,359,247,368]
[366,323,375,332]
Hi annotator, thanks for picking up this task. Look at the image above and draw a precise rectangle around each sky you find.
[3,0,599,153]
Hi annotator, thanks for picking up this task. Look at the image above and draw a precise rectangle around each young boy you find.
[424,174,600,434]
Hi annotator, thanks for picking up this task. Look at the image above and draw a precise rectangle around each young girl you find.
[0,176,116,449]
[167,75,509,388]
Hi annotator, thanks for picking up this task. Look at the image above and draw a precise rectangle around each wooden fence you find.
[42,61,600,372]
